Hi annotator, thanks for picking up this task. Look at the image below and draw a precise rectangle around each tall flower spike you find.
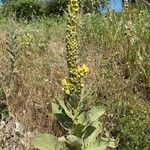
[66,0,80,94]
[63,0,89,108]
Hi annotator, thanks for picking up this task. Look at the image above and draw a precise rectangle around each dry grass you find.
[0,22,67,149]
[0,8,150,149]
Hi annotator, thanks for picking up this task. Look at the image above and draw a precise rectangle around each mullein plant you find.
[32,0,117,150]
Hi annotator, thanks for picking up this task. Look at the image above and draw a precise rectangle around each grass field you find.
[0,6,150,150]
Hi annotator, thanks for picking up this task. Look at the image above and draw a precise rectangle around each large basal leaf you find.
[85,138,117,150]
[84,136,117,150]
[82,120,102,147]
[101,137,118,148]
[32,133,68,150]
[81,106,117,150]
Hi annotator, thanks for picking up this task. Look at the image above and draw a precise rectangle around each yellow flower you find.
[72,0,79,12]
[82,64,90,73]
[73,4,79,12]
[65,89,71,95]
[76,66,82,73]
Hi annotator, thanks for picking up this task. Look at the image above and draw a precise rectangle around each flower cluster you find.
[62,79,71,95]
[76,64,90,77]
[63,0,89,104]
[62,64,89,95]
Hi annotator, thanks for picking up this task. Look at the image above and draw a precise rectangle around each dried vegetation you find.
[0,5,150,150]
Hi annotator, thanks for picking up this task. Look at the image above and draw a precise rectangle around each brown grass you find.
[0,10,150,149]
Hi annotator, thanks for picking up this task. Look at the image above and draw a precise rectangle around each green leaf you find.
[77,106,105,126]
[85,138,117,150]
[52,102,74,130]
[85,142,109,150]
[51,102,61,115]
[66,135,82,150]
[101,137,118,148]
[73,124,85,137]
[82,125,96,139]
[55,113,74,130]
[87,106,105,123]
[82,120,102,145]
[58,99,74,119]
[77,111,88,125]
[32,133,68,150]
[84,135,117,150]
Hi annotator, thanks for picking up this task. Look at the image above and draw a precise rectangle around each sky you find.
[100,0,123,13]
[0,0,123,11]
[109,0,123,11]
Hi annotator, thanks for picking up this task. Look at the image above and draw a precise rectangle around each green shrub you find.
[78,8,150,149]
[3,0,45,20]
[45,0,101,15]
[108,97,150,150]
[2,0,101,20]
[81,0,101,13]
[44,0,68,16]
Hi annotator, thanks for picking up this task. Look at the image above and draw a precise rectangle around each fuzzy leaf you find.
[101,137,118,148]
[58,99,74,119]
[51,102,61,115]
[82,120,102,145]
[32,133,68,150]
[73,124,85,137]
[52,102,74,130]
[87,106,105,123]
[55,113,74,130]
[77,106,105,126]
[77,112,87,125]
[85,138,117,150]
[66,135,82,150]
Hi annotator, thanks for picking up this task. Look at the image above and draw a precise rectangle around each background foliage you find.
[2,0,102,20]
